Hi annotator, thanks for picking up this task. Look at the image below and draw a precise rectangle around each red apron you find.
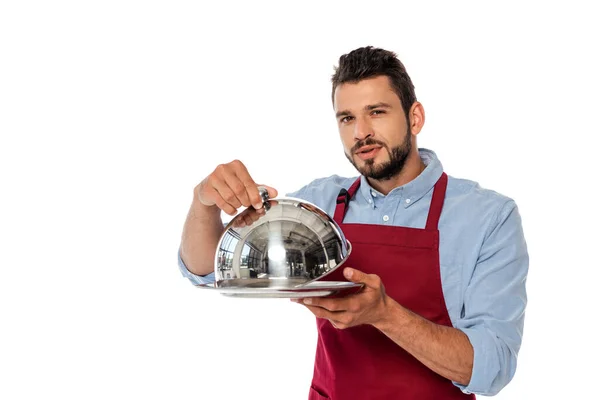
[309,173,475,400]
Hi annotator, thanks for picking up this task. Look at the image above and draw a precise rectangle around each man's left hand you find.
[294,267,389,329]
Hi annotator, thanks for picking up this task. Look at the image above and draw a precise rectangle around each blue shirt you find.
[178,148,529,396]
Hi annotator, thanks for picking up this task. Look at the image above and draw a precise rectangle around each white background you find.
[1,1,598,399]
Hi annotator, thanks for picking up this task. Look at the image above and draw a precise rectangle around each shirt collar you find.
[357,148,443,208]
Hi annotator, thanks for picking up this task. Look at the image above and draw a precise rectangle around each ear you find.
[409,101,425,136]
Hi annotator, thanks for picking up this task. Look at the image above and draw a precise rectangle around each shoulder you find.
[444,174,519,232]
[286,174,359,210]
[446,175,513,203]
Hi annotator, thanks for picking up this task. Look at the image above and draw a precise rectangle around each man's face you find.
[334,75,412,181]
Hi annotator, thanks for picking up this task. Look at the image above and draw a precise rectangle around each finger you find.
[301,297,352,312]
[303,306,353,329]
[212,177,243,211]
[303,304,342,320]
[204,184,237,216]
[216,163,253,209]
[343,267,381,289]
[256,184,278,200]
[229,161,264,209]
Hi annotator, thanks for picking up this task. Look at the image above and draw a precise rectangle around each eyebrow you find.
[335,102,393,118]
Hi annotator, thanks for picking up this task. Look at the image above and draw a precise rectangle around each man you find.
[178,46,529,399]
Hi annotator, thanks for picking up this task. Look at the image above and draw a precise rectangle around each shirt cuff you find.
[453,326,501,396]
[177,248,216,285]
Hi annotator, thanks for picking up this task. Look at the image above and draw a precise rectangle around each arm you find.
[297,269,473,385]
[375,297,473,385]
[297,200,528,395]
[180,196,224,277]
[178,160,278,278]
[377,200,529,390]
[452,200,529,394]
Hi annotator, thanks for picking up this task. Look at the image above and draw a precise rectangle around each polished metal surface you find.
[213,187,352,290]
[196,281,363,299]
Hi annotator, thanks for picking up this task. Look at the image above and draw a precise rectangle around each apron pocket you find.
[309,386,329,400]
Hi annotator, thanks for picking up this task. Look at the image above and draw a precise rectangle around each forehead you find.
[333,75,401,112]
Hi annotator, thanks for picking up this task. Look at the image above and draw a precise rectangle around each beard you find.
[345,129,412,181]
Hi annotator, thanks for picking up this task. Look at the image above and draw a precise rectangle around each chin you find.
[360,155,387,168]
[358,161,382,175]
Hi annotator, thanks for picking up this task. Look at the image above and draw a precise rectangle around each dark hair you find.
[331,46,417,119]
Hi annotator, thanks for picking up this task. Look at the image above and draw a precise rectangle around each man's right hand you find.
[195,159,278,216]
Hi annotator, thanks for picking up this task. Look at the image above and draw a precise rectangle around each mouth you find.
[355,145,382,160]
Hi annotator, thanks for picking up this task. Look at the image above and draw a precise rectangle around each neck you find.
[366,150,426,195]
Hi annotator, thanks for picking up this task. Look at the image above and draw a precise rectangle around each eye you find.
[340,116,354,123]
[371,109,385,116]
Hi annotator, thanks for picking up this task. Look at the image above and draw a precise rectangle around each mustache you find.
[351,138,387,153]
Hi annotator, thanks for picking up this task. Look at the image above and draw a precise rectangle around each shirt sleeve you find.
[285,185,310,202]
[177,247,216,285]
[453,200,529,395]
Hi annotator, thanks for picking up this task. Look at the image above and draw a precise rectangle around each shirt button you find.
[405,198,411,204]
[383,215,389,222]
[367,199,372,203]
[371,191,377,197]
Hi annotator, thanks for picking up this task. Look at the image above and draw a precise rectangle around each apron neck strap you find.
[333,177,361,224]
[425,172,448,230]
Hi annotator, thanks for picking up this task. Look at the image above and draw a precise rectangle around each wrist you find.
[191,196,221,220]
[373,297,407,332]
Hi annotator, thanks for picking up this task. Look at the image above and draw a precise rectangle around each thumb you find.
[344,268,381,290]
[257,184,278,199]
[343,267,368,283]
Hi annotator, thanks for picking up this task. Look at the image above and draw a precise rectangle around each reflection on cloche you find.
[214,189,351,289]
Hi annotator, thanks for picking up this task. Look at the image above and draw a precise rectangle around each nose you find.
[353,116,373,141]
